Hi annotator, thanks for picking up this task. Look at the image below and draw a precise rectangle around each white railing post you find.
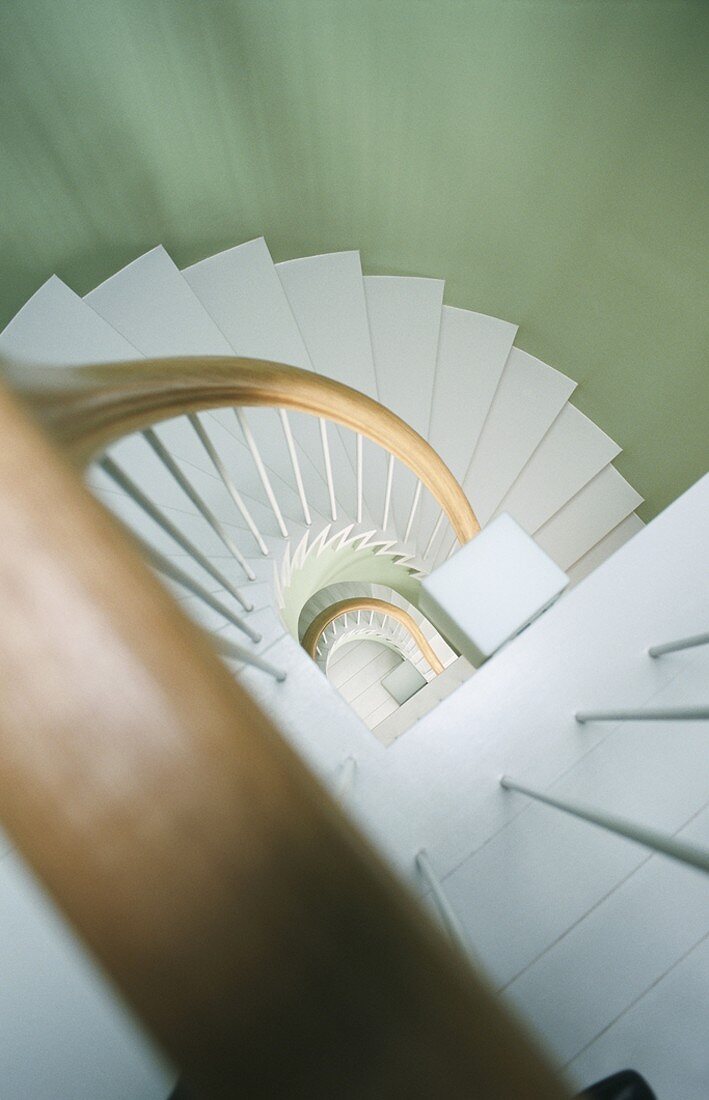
[356,432,363,525]
[234,409,289,538]
[500,776,709,873]
[188,414,269,556]
[212,634,287,681]
[648,632,709,658]
[382,454,394,530]
[404,480,423,544]
[415,850,469,952]
[141,539,260,642]
[319,419,337,522]
[576,705,709,723]
[100,455,254,613]
[278,409,311,526]
[423,509,445,560]
[142,427,256,581]
[335,756,357,799]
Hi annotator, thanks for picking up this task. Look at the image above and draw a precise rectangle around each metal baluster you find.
[404,481,423,544]
[100,456,254,614]
[279,410,311,526]
[576,705,709,723]
[139,538,259,641]
[416,850,469,952]
[382,454,394,530]
[188,414,269,556]
[212,634,286,681]
[424,509,445,560]
[335,756,357,799]
[500,776,709,874]
[234,409,289,538]
[648,632,709,658]
[319,419,337,522]
[142,428,256,581]
[356,432,363,524]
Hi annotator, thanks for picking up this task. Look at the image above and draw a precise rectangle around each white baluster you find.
[500,776,709,874]
[235,409,288,538]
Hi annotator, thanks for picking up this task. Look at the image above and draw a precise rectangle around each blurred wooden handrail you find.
[0,374,570,1096]
[8,355,480,543]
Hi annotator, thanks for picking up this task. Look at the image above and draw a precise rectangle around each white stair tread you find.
[0,276,141,366]
[462,347,576,527]
[535,465,644,570]
[495,404,622,534]
[85,249,314,522]
[276,251,378,398]
[276,249,378,528]
[85,245,232,356]
[183,238,358,525]
[566,513,645,586]
[428,306,517,483]
[182,237,310,367]
[364,275,444,537]
[363,275,444,440]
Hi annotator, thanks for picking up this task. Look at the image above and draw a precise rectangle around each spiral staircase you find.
[0,237,707,1100]
[0,236,644,730]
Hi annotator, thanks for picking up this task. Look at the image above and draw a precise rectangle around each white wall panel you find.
[494,404,622,533]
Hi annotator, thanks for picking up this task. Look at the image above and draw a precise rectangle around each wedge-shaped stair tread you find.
[276,251,378,399]
[0,276,141,366]
[182,237,311,367]
[183,236,357,525]
[85,245,233,357]
[276,249,379,527]
[535,465,643,571]
[566,513,645,585]
[363,275,444,440]
[495,404,622,534]
[428,306,517,483]
[462,347,576,528]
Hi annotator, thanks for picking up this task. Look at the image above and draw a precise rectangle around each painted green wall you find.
[1,1,706,519]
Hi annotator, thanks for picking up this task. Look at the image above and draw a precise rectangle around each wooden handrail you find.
[0,381,568,1095]
[9,356,480,543]
[303,596,445,674]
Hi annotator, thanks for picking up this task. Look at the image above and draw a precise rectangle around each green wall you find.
[1,1,707,519]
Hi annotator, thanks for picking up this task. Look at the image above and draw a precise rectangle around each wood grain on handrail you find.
[303,596,445,674]
[9,356,480,543]
[0,379,568,1096]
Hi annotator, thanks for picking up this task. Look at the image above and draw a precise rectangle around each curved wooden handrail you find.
[0,379,569,1096]
[9,356,480,543]
[303,597,445,674]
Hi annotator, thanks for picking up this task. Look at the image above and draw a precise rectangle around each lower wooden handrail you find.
[303,596,445,673]
[0,380,568,1096]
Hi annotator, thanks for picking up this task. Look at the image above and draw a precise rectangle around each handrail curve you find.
[303,596,445,674]
[8,356,480,544]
